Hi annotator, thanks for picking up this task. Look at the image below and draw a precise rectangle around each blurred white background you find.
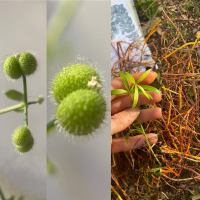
[0,1,46,200]
[47,1,111,200]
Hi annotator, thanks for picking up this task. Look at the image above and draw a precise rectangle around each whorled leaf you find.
[136,69,152,84]
[4,90,24,101]
[140,85,161,94]
[119,71,130,92]
[111,89,128,96]
[125,129,137,143]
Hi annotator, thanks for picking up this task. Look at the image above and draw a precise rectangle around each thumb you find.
[111,107,140,135]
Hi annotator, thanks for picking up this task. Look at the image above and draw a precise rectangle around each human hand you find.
[111,71,162,153]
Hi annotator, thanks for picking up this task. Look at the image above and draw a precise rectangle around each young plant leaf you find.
[140,85,161,94]
[119,71,130,92]
[130,87,144,95]
[137,85,153,100]
[125,129,137,143]
[111,89,128,96]
[14,107,25,113]
[145,120,152,132]
[125,72,136,85]
[132,85,138,109]
[132,124,143,133]
[150,167,161,173]
[4,90,24,101]
[136,69,152,84]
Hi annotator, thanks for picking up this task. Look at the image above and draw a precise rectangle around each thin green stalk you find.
[0,101,39,115]
[0,187,5,200]
[47,119,56,136]
[22,74,28,126]
[138,116,161,166]
[0,103,24,115]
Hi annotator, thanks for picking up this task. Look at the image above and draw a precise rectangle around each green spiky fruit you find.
[18,52,37,75]
[3,55,22,79]
[52,63,101,104]
[56,89,106,136]
[13,126,34,153]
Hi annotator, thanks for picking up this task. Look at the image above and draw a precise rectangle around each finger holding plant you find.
[111,70,162,165]
[1,52,43,153]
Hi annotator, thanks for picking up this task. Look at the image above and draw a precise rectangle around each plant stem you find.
[47,119,56,136]
[22,74,28,126]
[0,101,39,115]
[138,117,161,166]
[0,103,24,115]
[0,187,6,200]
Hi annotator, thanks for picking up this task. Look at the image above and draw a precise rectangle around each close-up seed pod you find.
[18,52,37,75]
[13,126,34,153]
[56,89,106,136]
[3,55,22,79]
[52,63,102,104]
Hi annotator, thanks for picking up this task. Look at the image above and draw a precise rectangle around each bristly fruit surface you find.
[56,89,106,136]
[52,63,101,104]
[13,126,34,153]
[18,52,37,75]
[3,55,22,79]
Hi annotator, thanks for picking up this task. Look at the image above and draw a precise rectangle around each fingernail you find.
[152,71,157,78]
[126,107,140,119]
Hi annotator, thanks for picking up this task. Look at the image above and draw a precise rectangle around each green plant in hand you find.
[1,52,43,153]
[111,69,161,165]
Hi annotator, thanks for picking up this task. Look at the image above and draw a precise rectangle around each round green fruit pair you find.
[3,52,37,79]
[13,126,34,153]
[52,62,107,137]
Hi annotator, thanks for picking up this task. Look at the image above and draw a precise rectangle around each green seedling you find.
[1,52,43,153]
[111,69,161,165]
[50,59,107,138]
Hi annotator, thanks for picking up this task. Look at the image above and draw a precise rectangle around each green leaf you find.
[111,89,128,96]
[130,88,144,95]
[136,69,152,84]
[125,72,136,85]
[140,85,161,94]
[150,167,161,173]
[125,129,136,144]
[154,172,161,177]
[132,85,138,109]
[5,90,24,101]
[138,85,153,100]
[119,71,130,92]
[132,124,143,133]
[192,190,199,195]
[14,107,24,113]
[189,87,195,97]
[157,72,162,83]
[17,196,24,200]
[144,120,152,131]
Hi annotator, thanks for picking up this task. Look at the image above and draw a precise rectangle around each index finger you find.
[111,71,157,100]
